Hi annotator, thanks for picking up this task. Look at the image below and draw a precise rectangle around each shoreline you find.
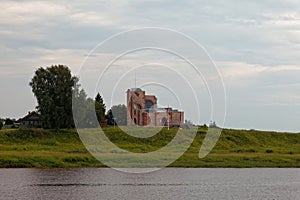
[0,128,299,168]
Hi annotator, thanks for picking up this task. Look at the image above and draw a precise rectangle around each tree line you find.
[28,65,126,129]
[0,118,17,130]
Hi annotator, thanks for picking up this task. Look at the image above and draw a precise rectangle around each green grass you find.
[0,127,299,168]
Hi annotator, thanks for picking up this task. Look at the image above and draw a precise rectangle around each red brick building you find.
[127,88,184,127]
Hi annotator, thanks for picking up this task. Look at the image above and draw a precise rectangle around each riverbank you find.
[0,127,299,168]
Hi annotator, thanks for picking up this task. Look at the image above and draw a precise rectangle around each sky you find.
[0,0,300,132]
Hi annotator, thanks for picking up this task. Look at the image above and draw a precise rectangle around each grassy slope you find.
[0,127,299,168]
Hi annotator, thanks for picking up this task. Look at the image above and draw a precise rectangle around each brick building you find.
[127,88,184,127]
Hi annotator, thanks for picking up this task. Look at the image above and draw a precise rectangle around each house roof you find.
[17,111,39,122]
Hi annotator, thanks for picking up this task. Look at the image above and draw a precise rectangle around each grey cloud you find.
[0,0,299,131]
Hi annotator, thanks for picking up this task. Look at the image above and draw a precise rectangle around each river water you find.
[0,168,299,200]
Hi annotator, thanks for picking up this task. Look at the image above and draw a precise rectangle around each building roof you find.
[129,88,143,92]
[17,111,39,122]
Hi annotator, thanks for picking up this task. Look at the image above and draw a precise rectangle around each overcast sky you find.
[0,0,299,132]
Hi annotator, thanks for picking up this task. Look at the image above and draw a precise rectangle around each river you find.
[0,168,299,200]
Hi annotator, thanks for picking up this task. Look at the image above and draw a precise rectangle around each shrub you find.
[266,149,274,153]
[247,149,256,153]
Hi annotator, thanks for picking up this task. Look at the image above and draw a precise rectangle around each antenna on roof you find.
[134,69,137,88]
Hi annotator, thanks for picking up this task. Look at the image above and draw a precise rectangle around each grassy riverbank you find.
[0,127,299,168]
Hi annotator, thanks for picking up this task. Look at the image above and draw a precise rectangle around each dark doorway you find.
[161,117,167,126]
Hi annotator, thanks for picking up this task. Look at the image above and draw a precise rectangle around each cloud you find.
[70,12,118,27]
[0,0,299,131]
[0,1,69,25]
[263,93,300,106]
[0,47,86,78]
[220,61,300,77]
[218,61,300,87]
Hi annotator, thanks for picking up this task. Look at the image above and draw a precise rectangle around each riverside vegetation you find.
[0,127,299,168]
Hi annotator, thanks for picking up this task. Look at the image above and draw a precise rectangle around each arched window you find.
[145,100,153,112]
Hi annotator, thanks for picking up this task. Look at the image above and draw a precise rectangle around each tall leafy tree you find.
[95,93,106,122]
[0,119,3,130]
[72,86,100,128]
[106,104,127,126]
[30,65,77,129]
[4,118,14,125]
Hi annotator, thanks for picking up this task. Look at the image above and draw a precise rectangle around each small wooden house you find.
[17,111,41,128]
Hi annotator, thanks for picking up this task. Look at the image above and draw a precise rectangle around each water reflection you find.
[0,168,299,200]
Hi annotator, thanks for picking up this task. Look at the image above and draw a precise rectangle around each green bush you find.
[266,149,274,153]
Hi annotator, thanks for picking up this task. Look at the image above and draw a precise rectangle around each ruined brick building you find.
[127,88,184,126]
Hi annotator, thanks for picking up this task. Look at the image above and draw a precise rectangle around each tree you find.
[30,65,77,129]
[72,88,89,128]
[4,118,14,125]
[106,104,127,126]
[78,97,100,128]
[73,88,102,128]
[0,119,3,130]
[95,93,106,122]
[95,93,106,109]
